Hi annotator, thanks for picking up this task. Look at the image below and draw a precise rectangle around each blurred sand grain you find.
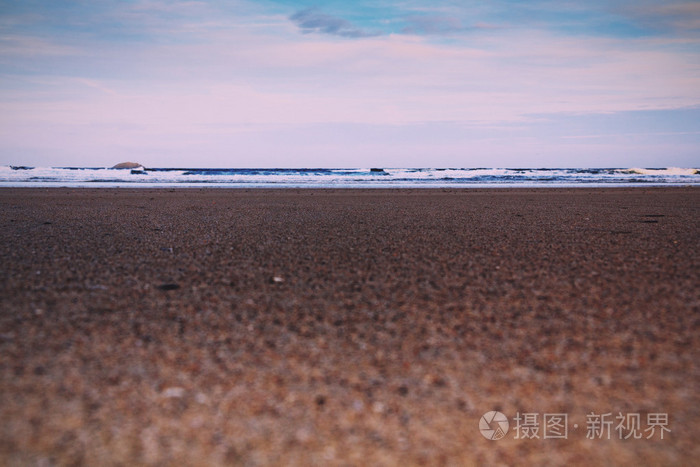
[0,188,698,465]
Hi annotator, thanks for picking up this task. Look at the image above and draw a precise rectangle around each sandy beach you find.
[0,187,698,465]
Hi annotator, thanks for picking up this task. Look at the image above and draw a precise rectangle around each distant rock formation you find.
[112,162,142,169]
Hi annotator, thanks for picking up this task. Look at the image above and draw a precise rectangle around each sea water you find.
[1,166,698,188]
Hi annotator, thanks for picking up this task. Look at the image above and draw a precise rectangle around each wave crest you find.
[625,167,698,175]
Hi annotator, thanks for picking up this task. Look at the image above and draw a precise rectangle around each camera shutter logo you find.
[480,411,509,440]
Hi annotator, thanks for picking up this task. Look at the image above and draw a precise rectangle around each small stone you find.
[162,387,185,398]
[295,427,312,443]
[158,283,180,291]
[195,393,208,404]
[271,276,284,283]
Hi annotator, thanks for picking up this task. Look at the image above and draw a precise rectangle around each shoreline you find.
[1,183,699,189]
[1,187,698,464]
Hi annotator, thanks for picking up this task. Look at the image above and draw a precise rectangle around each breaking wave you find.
[1,166,698,187]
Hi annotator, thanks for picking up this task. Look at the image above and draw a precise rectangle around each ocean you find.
[1,166,698,188]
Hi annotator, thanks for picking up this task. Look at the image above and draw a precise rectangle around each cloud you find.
[0,35,80,56]
[401,15,501,35]
[289,7,379,38]
[620,2,700,35]
[401,15,465,35]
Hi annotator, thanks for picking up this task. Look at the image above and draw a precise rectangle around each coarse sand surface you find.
[0,188,698,465]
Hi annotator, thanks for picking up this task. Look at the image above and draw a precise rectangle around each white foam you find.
[1,166,698,187]
[626,167,697,176]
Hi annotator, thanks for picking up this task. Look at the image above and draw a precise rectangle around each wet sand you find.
[0,188,698,465]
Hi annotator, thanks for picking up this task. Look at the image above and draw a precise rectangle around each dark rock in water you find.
[157,283,180,291]
[131,169,146,175]
[112,162,142,169]
[10,166,33,170]
[370,168,386,173]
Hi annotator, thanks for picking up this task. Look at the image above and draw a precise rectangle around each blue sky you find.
[0,0,698,167]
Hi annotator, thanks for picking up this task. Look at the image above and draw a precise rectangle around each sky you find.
[0,0,699,168]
